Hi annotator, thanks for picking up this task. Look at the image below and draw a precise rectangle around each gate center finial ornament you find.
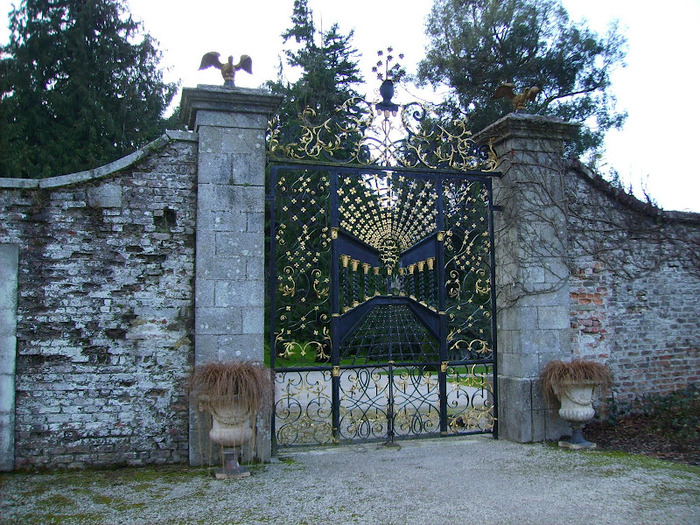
[376,79,399,117]
[372,47,405,117]
[198,52,253,88]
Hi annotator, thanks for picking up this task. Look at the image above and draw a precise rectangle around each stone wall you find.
[567,164,700,406]
[0,132,198,469]
[0,86,281,471]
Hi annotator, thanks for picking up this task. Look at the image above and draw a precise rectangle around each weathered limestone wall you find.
[0,132,198,468]
[0,86,280,470]
[567,165,700,406]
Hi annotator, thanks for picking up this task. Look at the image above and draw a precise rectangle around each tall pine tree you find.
[268,0,363,130]
[0,0,177,178]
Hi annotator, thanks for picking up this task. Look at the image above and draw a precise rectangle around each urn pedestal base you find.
[208,402,254,479]
[214,448,251,479]
[558,422,596,449]
[556,382,597,450]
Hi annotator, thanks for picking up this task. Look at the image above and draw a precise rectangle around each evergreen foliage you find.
[0,0,177,178]
[417,0,627,157]
[267,0,363,130]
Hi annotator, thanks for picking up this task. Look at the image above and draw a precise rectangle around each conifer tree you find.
[0,0,177,178]
[268,0,363,130]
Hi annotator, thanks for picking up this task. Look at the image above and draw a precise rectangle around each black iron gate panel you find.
[268,164,497,448]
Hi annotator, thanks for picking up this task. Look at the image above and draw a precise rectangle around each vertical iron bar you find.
[363,266,370,301]
[418,264,425,303]
[436,176,448,435]
[487,178,499,439]
[386,361,396,444]
[342,265,349,311]
[267,165,279,452]
[267,165,278,370]
[352,262,358,306]
[330,169,341,443]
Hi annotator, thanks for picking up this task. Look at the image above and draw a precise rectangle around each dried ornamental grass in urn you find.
[540,359,612,449]
[189,361,273,478]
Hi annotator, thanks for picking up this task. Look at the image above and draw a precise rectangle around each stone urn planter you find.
[540,359,612,449]
[190,361,273,479]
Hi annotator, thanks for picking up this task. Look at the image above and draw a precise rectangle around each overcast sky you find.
[1,0,698,212]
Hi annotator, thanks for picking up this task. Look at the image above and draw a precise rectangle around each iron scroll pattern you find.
[268,97,498,447]
[267,97,497,172]
[269,163,498,448]
[271,167,334,447]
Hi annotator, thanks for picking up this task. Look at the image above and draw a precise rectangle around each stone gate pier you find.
[180,86,282,464]
[476,115,578,442]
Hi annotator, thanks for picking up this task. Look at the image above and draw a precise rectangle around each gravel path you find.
[2,435,699,524]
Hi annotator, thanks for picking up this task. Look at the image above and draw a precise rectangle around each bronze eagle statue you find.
[492,83,540,112]
[199,52,252,88]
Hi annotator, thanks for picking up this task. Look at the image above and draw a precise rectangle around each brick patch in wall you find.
[568,165,700,406]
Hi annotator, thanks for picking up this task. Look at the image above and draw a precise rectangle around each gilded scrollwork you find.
[268,97,497,171]
[311,268,329,299]
[273,168,333,368]
[442,179,494,362]
[279,266,296,297]
[445,364,495,433]
[275,371,334,446]
[270,97,497,446]
[339,368,390,440]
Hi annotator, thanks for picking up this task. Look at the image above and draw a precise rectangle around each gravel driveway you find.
[2,435,699,524]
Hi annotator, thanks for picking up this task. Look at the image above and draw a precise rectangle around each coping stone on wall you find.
[0,130,196,189]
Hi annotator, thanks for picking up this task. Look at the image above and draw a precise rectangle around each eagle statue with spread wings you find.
[199,52,252,88]
[492,83,540,112]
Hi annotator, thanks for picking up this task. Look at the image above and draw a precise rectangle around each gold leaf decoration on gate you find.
[268,97,498,171]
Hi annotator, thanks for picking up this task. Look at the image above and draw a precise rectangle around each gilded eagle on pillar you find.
[492,83,540,112]
[198,52,253,88]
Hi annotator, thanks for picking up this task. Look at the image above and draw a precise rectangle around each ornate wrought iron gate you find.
[267,95,499,448]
